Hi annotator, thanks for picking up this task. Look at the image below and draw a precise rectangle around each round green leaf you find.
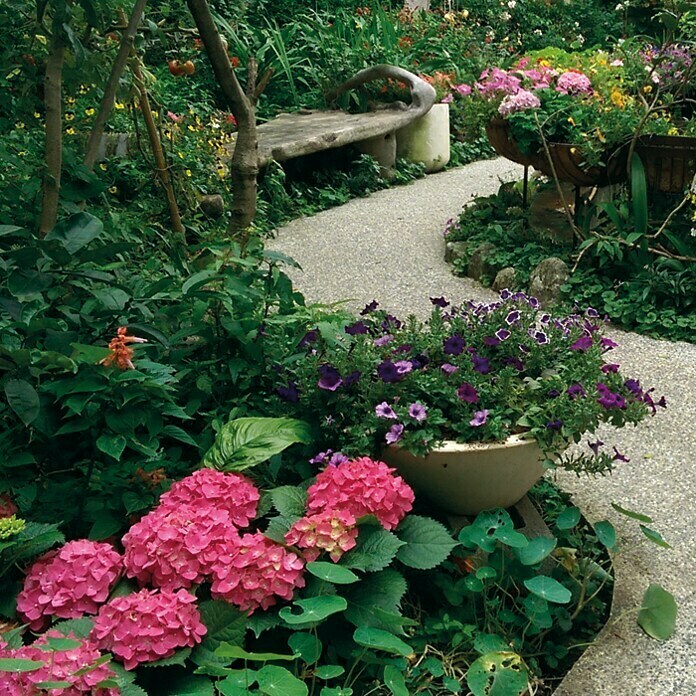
[279,596,347,626]
[307,562,359,584]
[466,652,529,696]
[256,665,308,696]
[594,520,616,549]
[384,663,409,696]
[515,536,556,566]
[523,575,572,604]
[556,506,581,530]
[638,584,677,641]
[0,658,45,673]
[288,632,322,665]
[314,665,345,680]
[353,626,413,657]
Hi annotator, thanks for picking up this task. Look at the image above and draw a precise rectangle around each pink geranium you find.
[122,502,240,589]
[0,631,117,695]
[285,509,359,562]
[158,469,260,528]
[16,540,122,631]
[91,588,206,670]
[211,532,305,614]
[306,457,414,530]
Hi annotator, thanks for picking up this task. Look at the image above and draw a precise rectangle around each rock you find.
[528,257,570,306]
[467,242,497,281]
[200,194,224,218]
[444,241,469,264]
[492,267,517,292]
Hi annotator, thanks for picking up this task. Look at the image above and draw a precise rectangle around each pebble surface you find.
[268,157,696,696]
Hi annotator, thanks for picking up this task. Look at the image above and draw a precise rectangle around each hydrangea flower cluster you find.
[17,540,122,630]
[498,89,541,116]
[0,631,118,695]
[211,532,306,613]
[285,510,359,562]
[122,503,240,589]
[159,469,259,527]
[555,70,593,95]
[91,588,206,670]
[306,457,414,530]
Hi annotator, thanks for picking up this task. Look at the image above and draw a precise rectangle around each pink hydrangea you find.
[475,67,521,96]
[0,631,118,695]
[16,540,122,631]
[211,532,305,614]
[158,469,259,528]
[91,588,206,670]
[498,89,541,116]
[122,502,240,589]
[454,83,472,96]
[556,71,593,95]
[306,457,415,530]
[285,510,359,562]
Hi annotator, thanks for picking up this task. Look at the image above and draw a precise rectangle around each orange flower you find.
[100,327,147,370]
[230,55,239,69]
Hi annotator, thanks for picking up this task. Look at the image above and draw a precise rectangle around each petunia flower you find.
[376,402,398,419]
[318,364,343,391]
[385,423,404,444]
[457,382,479,403]
[443,334,466,355]
[408,402,427,422]
[470,410,489,427]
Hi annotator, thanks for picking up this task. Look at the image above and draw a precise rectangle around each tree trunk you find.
[39,21,65,236]
[185,0,258,238]
[84,0,148,170]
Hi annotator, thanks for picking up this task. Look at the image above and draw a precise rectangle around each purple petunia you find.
[546,419,563,430]
[624,379,643,397]
[394,360,413,376]
[504,357,525,371]
[457,382,479,404]
[612,446,630,463]
[601,363,620,373]
[505,310,520,325]
[596,383,626,410]
[277,382,300,402]
[377,360,402,383]
[345,321,369,336]
[472,354,491,374]
[443,334,466,356]
[470,410,489,427]
[310,449,348,466]
[374,334,394,348]
[360,300,379,315]
[600,337,619,351]
[385,423,404,445]
[298,330,319,348]
[483,335,501,347]
[534,331,549,345]
[441,363,459,375]
[318,365,343,391]
[408,402,428,423]
[430,296,450,308]
[586,307,600,318]
[375,402,398,419]
[495,329,511,341]
[343,370,362,387]
[567,383,586,399]
[588,439,604,455]
[547,389,561,398]
[570,335,593,352]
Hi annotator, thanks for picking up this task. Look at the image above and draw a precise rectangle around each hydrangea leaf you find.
[353,627,413,657]
[343,569,408,632]
[466,652,529,696]
[523,576,572,604]
[638,584,677,640]
[201,417,312,471]
[256,665,308,696]
[269,486,307,518]
[342,527,404,572]
[141,648,191,668]
[191,601,248,667]
[51,618,95,640]
[395,515,457,570]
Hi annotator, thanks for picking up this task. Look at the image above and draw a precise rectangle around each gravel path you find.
[267,158,696,696]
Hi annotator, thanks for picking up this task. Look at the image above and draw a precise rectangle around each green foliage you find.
[638,584,677,640]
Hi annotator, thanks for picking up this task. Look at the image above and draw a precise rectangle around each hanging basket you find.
[532,143,627,187]
[634,135,696,193]
[485,118,537,167]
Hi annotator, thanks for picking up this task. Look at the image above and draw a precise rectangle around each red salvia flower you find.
[100,327,147,370]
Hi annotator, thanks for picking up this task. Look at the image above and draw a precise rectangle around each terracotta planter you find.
[635,135,696,193]
[382,435,546,516]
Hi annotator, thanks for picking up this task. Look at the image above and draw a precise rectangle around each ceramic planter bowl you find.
[382,435,546,516]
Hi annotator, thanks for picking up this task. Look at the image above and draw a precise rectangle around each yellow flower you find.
[567,117,576,126]
[66,127,76,135]
[185,170,192,177]
[15,122,25,130]
[109,186,118,194]
[177,152,184,159]
[65,113,75,121]
[595,129,606,143]
[610,88,627,109]
[85,108,95,116]
[115,101,125,110]
[99,163,107,171]
[66,97,76,106]
[668,127,679,136]
[643,85,652,94]
[33,112,41,119]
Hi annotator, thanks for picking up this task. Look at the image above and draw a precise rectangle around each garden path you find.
[267,157,696,696]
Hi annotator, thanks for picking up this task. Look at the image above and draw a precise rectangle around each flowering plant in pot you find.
[272,291,666,513]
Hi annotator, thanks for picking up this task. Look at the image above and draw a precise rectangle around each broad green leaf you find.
[493,527,528,549]
[594,520,617,549]
[384,663,409,696]
[611,503,653,524]
[88,511,122,541]
[638,584,677,641]
[4,379,40,425]
[466,652,529,696]
[320,689,353,696]
[344,569,407,632]
[314,665,344,679]
[217,671,258,696]
[474,633,510,655]
[523,576,572,604]
[256,665,308,696]
[92,288,130,311]
[515,537,556,566]
[35,682,72,689]
[555,506,581,530]
[353,627,413,656]
[142,648,191,668]
[269,486,307,518]
[215,644,297,662]
[202,417,312,471]
[191,601,247,667]
[307,562,359,585]
[279,596,347,627]
[0,658,45,672]
[288,632,322,665]
[630,153,648,237]
[45,212,103,254]
[459,509,513,553]
[43,636,83,651]
[640,525,671,549]
[342,527,404,572]
[96,434,127,461]
[395,515,456,570]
